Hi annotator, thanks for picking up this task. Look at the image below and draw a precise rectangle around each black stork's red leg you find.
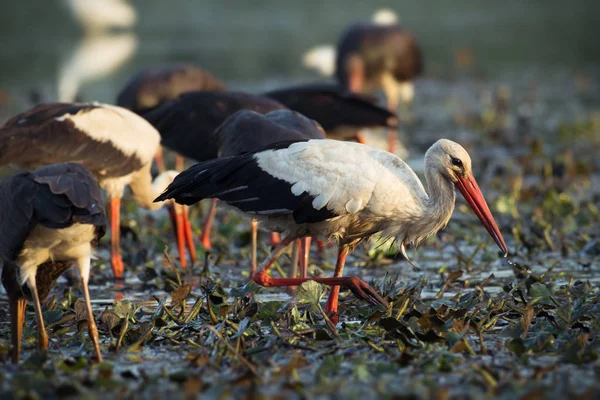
[199,198,218,250]
[252,239,388,322]
[182,206,196,264]
[250,219,258,275]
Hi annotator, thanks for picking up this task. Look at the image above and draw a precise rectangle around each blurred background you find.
[0,0,599,109]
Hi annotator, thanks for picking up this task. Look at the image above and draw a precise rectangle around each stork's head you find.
[426,139,508,256]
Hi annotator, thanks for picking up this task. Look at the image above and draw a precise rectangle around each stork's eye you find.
[451,157,463,167]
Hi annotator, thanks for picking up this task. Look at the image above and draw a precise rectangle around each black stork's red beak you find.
[455,174,508,256]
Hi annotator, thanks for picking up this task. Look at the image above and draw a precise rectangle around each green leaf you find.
[113,300,133,319]
[296,281,325,306]
[229,281,262,298]
[43,309,64,325]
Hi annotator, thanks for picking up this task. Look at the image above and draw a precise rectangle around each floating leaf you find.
[100,311,121,332]
[113,300,133,319]
[74,300,87,321]
[229,281,262,298]
[296,281,325,306]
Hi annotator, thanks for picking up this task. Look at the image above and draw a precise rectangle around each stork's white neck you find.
[409,163,456,245]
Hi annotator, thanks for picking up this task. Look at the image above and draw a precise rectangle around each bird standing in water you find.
[156,139,508,323]
[0,163,106,362]
[0,102,193,276]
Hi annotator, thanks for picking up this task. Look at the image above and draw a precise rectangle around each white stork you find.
[0,163,106,362]
[156,139,508,323]
[0,103,195,277]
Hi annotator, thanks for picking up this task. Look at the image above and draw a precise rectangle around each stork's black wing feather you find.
[216,109,326,157]
[0,163,107,261]
[265,83,398,131]
[156,140,336,224]
[142,90,286,162]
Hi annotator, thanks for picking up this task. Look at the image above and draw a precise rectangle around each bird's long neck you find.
[128,164,164,211]
[421,166,456,236]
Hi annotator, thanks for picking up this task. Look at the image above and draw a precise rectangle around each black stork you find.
[116,64,226,171]
[142,90,286,250]
[214,109,326,274]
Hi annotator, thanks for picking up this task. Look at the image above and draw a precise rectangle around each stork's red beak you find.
[455,174,508,256]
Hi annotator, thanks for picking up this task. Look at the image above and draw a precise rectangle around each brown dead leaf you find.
[435,270,464,299]
[172,284,192,304]
[521,306,534,338]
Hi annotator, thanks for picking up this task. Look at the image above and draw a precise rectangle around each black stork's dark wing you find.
[215,109,326,157]
[0,162,106,262]
[264,82,398,134]
[142,90,287,162]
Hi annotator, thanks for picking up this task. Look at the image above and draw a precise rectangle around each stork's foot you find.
[346,277,388,307]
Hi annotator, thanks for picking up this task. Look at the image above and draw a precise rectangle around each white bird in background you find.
[156,138,508,324]
[59,0,138,102]
[58,33,138,102]
[64,0,137,33]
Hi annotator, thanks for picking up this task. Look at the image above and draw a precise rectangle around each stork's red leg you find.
[199,198,217,250]
[174,205,187,268]
[252,240,387,312]
[110,197,125,278]
[250,219,258,275]
[299,237,311,279]
[324,246,348,324]
[182,206,196,264]
[9,297,26,363]
[316,239,325,258]
[154,147,166,173]
[270,232,281,247]
[286,240,301,294]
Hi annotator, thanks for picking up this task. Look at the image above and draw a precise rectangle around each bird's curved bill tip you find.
[456,174,508,256]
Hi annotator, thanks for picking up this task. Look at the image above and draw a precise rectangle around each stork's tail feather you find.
[153,156,254,205]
